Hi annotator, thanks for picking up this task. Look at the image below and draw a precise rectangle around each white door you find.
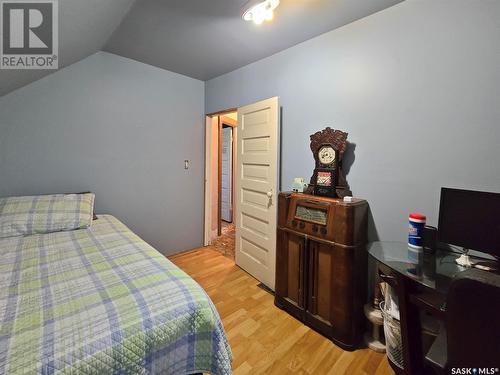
[235,97,279,290]
[221,127,233,222]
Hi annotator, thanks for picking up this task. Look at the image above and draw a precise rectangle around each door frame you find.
[204,109,237,246]
[218,116,237,234]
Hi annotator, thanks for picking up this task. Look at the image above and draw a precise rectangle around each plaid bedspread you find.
[0,215,232,374]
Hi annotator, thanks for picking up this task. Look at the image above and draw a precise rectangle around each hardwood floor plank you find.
[169,247,394,374]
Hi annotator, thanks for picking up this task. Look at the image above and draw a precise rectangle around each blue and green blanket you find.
[0,215,232,374]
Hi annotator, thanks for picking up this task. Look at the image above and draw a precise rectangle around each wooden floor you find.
[169,247,394,375]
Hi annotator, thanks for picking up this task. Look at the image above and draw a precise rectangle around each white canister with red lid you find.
[408,213,426,249]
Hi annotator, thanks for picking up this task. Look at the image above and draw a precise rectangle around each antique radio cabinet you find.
[275,192,368,350]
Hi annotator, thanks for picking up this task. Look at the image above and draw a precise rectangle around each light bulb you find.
[243,0,280,25]
[264,9,274,21]
[254,13,264,25]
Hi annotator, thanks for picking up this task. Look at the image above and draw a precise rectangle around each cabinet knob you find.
[299,222,305,229]
[320,227,327,235]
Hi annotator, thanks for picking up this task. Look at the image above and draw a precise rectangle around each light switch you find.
[184,160,189,169]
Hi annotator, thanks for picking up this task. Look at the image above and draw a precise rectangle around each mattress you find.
[0,215,232,374]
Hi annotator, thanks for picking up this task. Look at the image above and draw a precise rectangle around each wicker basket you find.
[380,301,404,369]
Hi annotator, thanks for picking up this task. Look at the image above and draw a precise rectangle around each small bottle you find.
[408,213,426,249]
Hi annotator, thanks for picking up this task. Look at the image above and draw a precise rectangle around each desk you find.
[368,242,476,374]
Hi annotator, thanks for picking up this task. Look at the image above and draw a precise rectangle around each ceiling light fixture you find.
[242,0,280,25]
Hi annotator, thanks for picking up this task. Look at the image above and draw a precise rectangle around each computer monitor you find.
[438,187,500,258]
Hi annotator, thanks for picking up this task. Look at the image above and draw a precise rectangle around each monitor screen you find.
[438,188,500,257]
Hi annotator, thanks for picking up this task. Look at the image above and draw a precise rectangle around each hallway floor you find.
[212,221,235,260]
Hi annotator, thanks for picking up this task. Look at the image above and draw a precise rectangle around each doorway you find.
[204,112,237,260]
[204,97,280,290]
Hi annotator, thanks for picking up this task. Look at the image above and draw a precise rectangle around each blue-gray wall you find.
[0,52,205,255]
[1,0,499,255]
[205,0,500,242]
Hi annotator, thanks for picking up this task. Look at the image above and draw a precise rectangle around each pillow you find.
[73,191,98,220]
[0,193,95,239]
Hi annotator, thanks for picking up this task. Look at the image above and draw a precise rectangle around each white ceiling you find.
[0,0,403,97]
[104,0,404,81]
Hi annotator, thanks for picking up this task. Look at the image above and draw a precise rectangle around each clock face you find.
[318,145,336,165]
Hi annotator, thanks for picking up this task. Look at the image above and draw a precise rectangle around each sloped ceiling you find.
[0,0,403,96]
[104,0,403,81]
[0,0,136,97]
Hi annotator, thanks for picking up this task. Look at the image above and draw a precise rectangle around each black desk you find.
[368,241,482,374]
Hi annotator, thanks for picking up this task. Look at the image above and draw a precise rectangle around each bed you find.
[0,211,232,374]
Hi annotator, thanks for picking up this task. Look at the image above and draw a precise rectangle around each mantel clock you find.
[306,127,352,198]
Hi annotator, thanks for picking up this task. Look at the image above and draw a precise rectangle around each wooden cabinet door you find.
[275,229,306,312]
[306,240,334,329]
[306,240,360,347]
